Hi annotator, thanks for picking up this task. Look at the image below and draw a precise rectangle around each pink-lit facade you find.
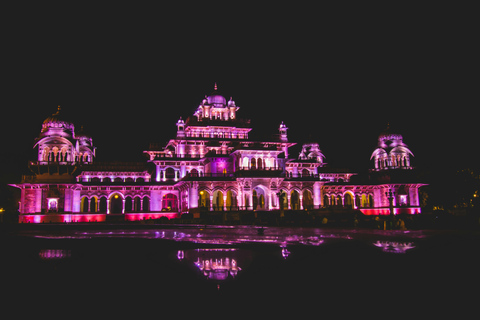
[12,86,425,223]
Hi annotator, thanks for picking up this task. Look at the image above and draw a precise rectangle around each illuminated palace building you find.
[13,85,425,223]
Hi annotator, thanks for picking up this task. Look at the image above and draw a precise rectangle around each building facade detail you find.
[12,85,425,223]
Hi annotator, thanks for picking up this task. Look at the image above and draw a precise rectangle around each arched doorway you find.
[336,195,342,207]
[361,194,369,207]
[198,190,210,209]
[213,190,224,211]
[324,194,330,207]
[89,196,98,212]
[125,196,133,212]
[253,186,266,210]
[134,197,142,212]
[110,193,123,214]
[303,190,313,210]
[143,197,150,212]
[99,197,107,213]
[162,193,178,211]
[226,190,237,210]
[279,190,288,209]
[369,194,374,208]
[344,193,353,209]
[291,190,300,210]
[80,196,89,212]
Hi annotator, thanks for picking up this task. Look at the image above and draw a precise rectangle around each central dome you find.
[206,83,227,106]
[207,94,226,105]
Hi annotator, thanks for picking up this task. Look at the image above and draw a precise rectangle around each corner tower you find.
[370,124,413,171]
[34,106,96,165]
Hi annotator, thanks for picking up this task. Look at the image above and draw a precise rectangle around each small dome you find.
[76,125,92,139]
[378,123,403,141]
[41,106,74,134]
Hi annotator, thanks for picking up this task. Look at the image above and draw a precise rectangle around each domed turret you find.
[41,106,75,138]
[194,83,239,121]
[35,106,95,164]
[371,124,413,171]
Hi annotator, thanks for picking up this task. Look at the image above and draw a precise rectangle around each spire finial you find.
[214,82,218,91]
[53,105,61,116]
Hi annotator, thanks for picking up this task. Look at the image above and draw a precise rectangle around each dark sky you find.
[1,3,478,187]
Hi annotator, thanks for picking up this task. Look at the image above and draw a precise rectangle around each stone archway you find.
[253,186,267,210]
[226,190,237,210]
[213,190,224,211]
[291,190,300,210]
[344,192,354,209]
[303,190,313,210]
[110,193,123,214]
[198,190,210,208]
[163,193,178,211]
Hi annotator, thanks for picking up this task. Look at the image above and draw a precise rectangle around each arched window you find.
[250,158,256,170]
[52,146,59,162]
[369,194,374,208]
[134,197,142,212]
[42,147,50,161]
[257,158,263,170]
[361,194,369,207]
[143,197,150,212]
[89,197,97,212]
[80,196,89,212]
[99,197,107,213]
[242,157,249,169]
[162,193,178,211]
[165,168,175,179]
[125,196,133,212]
[324,194,330,207]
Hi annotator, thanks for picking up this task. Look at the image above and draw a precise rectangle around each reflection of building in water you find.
[179,248,251,281]
[373,241,415,254]
[39,249,71,259]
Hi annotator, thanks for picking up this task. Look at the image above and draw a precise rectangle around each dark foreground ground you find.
[1,225,479,317]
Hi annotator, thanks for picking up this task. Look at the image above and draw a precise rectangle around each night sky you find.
[1,3,478,192]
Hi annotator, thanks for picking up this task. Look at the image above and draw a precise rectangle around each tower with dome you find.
[11,84,426,223]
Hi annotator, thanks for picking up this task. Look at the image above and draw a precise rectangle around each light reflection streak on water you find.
[373,241,416,254]
[30,228,353,247]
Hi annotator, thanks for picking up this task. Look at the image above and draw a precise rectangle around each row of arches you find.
[324,193,374,209]
[41,146,92,163]
[240,157,278,170]
[196,188,315,211]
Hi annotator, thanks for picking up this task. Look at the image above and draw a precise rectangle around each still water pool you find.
[1,226,479,315]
